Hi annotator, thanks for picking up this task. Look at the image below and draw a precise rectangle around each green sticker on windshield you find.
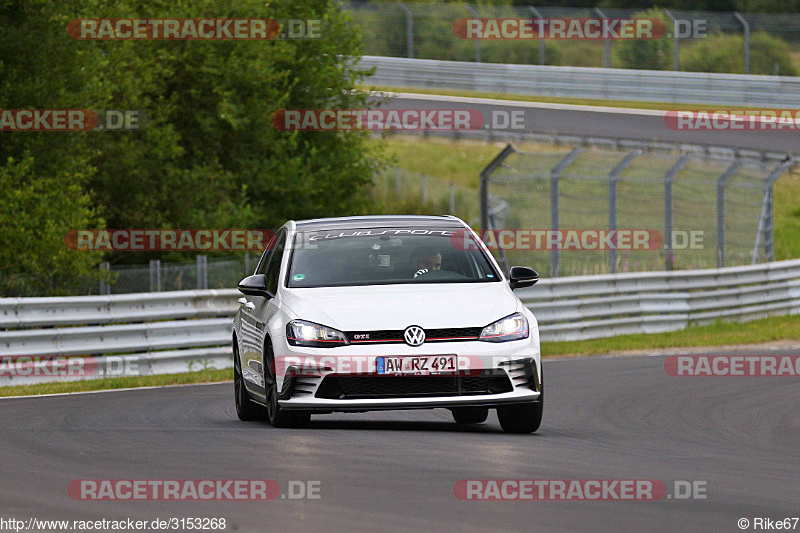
[293,273,306,281]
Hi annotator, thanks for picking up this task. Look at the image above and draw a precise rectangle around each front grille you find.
[315,371,513,399]
[344,327,482,344]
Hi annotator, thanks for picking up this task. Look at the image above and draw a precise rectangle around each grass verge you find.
[543,314,800,358]
[0,368,230,398]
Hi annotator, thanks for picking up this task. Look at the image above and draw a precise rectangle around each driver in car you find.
[411,249,442,278]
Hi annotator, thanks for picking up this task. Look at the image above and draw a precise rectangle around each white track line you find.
[382,91,667,117]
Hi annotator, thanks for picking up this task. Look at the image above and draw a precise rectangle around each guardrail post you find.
[734,12,750,74]
[529,7,545,65]
[716,161,742,268]
[149,259,161,292]
[663,9,679,71]
[753,159,794,264]
[607,150,640,273]
[99,261,110,295]
[465,4,481,63]
[397,1,414,59]
[594,8,611,68]
[549,147,584,277]
[663,154,693,271]
[197,255,208,290]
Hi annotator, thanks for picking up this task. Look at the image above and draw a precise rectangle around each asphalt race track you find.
[384,94,800,156]
[2,351,798,532]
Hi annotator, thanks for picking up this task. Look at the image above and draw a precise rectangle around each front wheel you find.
[497,400,543,434]
[264,342,311,429]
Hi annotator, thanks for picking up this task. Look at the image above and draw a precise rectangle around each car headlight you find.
[286,320,349,348]
[479,313,529,342]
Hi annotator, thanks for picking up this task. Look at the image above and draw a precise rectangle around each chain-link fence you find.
[481,140,796,277]
[345,1,800,75]
[372,167,480,225]
[2,255,257,297]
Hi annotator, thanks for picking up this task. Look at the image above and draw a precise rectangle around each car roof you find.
[292,215,466,232]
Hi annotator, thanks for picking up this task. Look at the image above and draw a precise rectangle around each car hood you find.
[279,282,520,331]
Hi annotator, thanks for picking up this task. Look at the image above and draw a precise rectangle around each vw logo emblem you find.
[403,326,426,347]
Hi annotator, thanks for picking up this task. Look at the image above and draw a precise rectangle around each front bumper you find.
[272,336,541,413]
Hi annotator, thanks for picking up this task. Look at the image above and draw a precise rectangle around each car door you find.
[241,229,286,399]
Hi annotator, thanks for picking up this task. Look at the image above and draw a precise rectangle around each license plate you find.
[376,355,458,375]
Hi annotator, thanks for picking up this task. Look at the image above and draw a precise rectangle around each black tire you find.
[234,341,264,421]
[451,406,489,424]
[263,342,311,429]
[497,400,543,434]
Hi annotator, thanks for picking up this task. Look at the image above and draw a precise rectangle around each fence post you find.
[664,9,679,71]
[765,187,775,261]
[422,174,428,204]
[465,4,481,62]
[607,150,640,274]
[479,144,516,234]
[197,255,207,290]
[734,12,750,75]
[99,261,110,295]
[753,159,794,264]
[396,168,402,198]
[397,1,414,59]
[549,147,584,277]
[529,7,545,65]
[149,259,161,292]
[449,182,455,214]
[663,153,693,271]
[244,252,250,275]
[594,8,611,68]
[716,161,742,268]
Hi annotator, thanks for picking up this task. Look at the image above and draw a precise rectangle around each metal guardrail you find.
[362,55,800,108]
[2,259,799,385]
[0,289,241,386]
[518,258,800,341]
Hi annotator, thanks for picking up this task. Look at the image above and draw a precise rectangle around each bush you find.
[680,31,798,76]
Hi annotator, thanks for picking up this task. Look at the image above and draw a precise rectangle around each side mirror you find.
[237,274,271,297]
[509,266,539,290]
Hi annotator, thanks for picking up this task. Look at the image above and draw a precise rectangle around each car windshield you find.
[286,227,500,288]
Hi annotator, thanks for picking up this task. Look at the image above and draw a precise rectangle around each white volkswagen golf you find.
[232,215,543,433]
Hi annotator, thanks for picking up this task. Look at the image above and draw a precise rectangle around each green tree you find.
[0,0,107,294]
[616,8,673,71]
[2,0,386,284]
